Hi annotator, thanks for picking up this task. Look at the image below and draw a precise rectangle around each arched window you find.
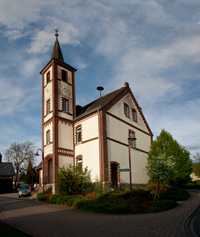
[46,99,51,115]
[62,70,68,82]
[76,126,82,144]
[46,71,50,84]
[132,108,137,122]
[46,130,50,145]
[124,103,129,117]
[77,156,83,173]
[62,98,68,113]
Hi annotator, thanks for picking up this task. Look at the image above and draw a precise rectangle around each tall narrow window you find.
[124,103,129,117]
[77,157,83,173]
[129,130,136,148]
[132,108,137,122]
[62,98,68,113]
[46,71,50,84]
[76,126,82,144]
[46,100,50,115]
[62,70,67,82]
[46,130,50,145]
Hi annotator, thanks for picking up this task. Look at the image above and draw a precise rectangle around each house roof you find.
[75,86,126,120]
[0,162,15,176]
[35,162,42,171]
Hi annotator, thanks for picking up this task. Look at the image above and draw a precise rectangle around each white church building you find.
[40,31,153,193]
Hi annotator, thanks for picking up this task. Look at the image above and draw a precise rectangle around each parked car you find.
[29,183,35,191]
[18,184,31,198]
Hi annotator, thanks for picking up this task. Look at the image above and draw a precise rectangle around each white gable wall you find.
[106,93,151,184]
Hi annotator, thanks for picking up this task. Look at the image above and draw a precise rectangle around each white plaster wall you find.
[108,93,149,133]
[43,67,53,87]
[74,114,99,181]
[44,67,53,123]
[107,140,149,184]
[106,94,151,184]
[106,115,151,153]
[58,112,73,120]
[58,121,73,149]
[59,155,73,168]
[75,139,100,181]
[44,144,53,157]
[75,114,98,141]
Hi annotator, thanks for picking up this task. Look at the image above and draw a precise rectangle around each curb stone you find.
[185,205,200,237]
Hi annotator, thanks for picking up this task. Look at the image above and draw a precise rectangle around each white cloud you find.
[28,19,79,54]
[21,58,41,76]
[0,0,41,28]
[0,80,23,115]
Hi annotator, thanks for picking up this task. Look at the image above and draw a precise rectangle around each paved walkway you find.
[0,192,200,237]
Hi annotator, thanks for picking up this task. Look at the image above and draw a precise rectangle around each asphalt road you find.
[0,192,200,237]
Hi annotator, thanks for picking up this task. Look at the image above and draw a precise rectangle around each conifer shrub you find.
[37,192,47,201]
[56,165,91,196]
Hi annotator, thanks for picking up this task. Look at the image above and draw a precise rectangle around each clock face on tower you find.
[62,85,71,97]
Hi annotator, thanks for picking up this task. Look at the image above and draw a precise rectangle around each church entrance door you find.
[111,163,118,187]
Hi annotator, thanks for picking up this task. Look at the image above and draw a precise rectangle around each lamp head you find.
[35,151,39,156]
[128,136,137,141]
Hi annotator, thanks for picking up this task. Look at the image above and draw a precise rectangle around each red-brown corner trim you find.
[100,110,108,182]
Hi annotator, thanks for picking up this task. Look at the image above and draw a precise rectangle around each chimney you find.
[124,82,129,87]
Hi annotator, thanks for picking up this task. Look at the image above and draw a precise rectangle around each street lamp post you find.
[35,148,44,194]
[128,134,137,211]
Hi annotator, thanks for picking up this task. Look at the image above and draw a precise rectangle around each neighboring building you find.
[0,153,15,193]
[190,163,200,182]
[40,31,153,193]
[35,162,42,185]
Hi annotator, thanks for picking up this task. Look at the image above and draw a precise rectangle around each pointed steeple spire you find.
[51,28,64,61]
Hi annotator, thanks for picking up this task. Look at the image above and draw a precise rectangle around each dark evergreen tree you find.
[148,129,192,186]
[25,160,34,184]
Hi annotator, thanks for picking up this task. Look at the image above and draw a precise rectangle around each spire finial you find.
[55,26,58,39]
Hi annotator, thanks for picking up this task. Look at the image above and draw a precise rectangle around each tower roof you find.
[40,30,77,74]
[51,29,64,61]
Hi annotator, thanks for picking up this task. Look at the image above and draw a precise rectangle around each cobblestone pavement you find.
[0,192,200,237]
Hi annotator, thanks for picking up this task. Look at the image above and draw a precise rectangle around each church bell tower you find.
[40,30,77,193]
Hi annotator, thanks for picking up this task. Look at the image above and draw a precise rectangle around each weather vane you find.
[55,26,58,38]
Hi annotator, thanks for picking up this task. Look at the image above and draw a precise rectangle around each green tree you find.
[56,165,91,195]
[146,153,175,198]
[148,129,192,186]
[25,160,34,184]
[193,152,200,177]
[5,141,35,187]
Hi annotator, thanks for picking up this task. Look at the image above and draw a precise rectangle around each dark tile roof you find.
[75,86,126,120]
[0,162,15,176]
[35,162,42,170]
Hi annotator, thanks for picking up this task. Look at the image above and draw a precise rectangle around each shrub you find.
[132,189,153,201]
[37,192,47,201]
[153,200,177,212]
[49,193,61,204]
[160,188,190,201]
[56,165,91,195]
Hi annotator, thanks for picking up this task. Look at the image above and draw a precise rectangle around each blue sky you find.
[0,0,200,165]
